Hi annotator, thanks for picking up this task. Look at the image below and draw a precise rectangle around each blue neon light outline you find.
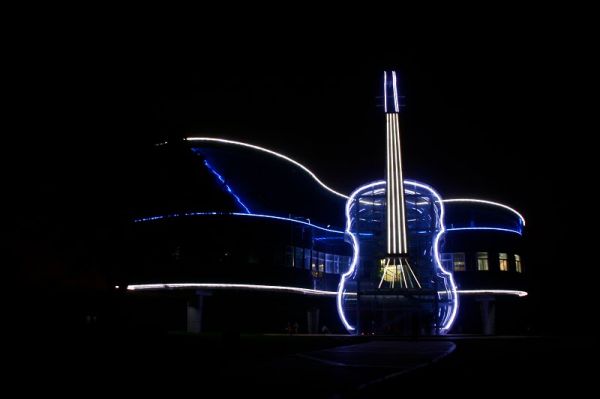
[202,159,251,214]
[336,179,459,334]
[446,227,522,236]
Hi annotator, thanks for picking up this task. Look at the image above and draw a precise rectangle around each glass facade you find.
[284,246,350,275]
[440,251,524,273]
[477,252,489,271]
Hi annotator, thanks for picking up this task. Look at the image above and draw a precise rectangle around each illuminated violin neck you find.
[384,71,408,255]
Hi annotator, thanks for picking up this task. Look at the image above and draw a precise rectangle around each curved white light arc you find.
[181,138,526,227]
[185,137,348,199]
[443,198,526,226]
[336,180,459,334]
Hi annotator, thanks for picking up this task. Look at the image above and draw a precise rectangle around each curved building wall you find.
[121,140,352,333]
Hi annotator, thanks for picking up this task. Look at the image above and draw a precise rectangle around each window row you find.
[284,246,351,275]
[441,252,523,273]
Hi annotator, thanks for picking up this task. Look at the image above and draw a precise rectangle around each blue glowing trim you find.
[315,232,372,241]
[202,160,251,214]
[134,211,345,234]
[446,227,522,236]
[336,180,459,334]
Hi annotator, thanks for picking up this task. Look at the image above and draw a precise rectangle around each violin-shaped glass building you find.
[119,138,528,335]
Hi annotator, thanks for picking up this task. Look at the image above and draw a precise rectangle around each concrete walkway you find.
[224,340,456,398]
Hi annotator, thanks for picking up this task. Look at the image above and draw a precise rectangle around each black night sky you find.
[11,18,595,336]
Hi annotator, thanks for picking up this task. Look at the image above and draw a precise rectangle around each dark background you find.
[9,16,595,335]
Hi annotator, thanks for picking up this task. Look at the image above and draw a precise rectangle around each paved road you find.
[10,334,593,397]
[224,340,456,397]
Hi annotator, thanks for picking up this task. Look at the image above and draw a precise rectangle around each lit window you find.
[453,253,466,272]
[515,254,522,273]
[477,252,489,271]
[499,253,509,271]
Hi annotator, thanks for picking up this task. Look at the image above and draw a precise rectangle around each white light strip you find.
[126,283,337,296]
[126,283,527,298]
[443,199,526,226]
[389,113,396,253]
[393,114,400,252]
[185,137,347,199]
[395,114,408,253]
[455,289,528,297]
[384,114,392,253]
[390,114,397,253]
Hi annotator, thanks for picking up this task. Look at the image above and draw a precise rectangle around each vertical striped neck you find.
[384,71,408,256]
[386,112,408,255]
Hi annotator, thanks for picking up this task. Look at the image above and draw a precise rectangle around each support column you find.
[307,308,320,334]
[186,290,210,333]
[478,296,496,335]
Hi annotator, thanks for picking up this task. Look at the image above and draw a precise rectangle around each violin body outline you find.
[337,179,458,335]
